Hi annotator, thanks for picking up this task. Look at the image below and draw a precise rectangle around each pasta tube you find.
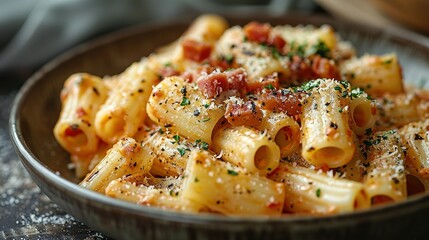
[54,73,108,155]
[70,142,110,178]
[105,176,205,213]
[301,79,355,168]
[94,60,159,145]
[151,14,229,73]
[334,135,368,182]
[399,119,429,178]
[257,111,300,157]
[181,151,285,216]
[80,137,153,193]
[147,76,224,144]
[348,89,377,136]
[142,131,207,177]
[212,125,280,175]
[272,24,338,56]
[214,26,284,85]
[361,130,407,204]
[340,53,404,96]
[269,162,370,214]
[375,92,425,131]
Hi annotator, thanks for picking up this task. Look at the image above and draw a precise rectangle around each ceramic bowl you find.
[9,14,429,240]
[371,0,429,34]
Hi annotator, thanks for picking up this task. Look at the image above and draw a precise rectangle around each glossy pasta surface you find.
[53,14,429,216]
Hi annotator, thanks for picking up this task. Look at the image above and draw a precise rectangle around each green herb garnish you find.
[316,188,321,198]
[264,84,275,90]
[177,147,186,157]
[227,169,239,176]
[180,97,190,106]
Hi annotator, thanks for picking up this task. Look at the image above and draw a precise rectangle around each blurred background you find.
[1,0,428,88]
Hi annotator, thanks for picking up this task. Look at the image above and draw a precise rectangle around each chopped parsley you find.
[271,47,281,59]
[363,138,381,147]
[177,147,186,157]
[172,134,180,143]
[340,80,350,89]
[180,97,190,106]
[203,103,210,108]
[264,84,275,90]
[301,80,320,92]
[316,188,321,198]
[169,190,179,196]
[383,59,392,64]
[311,40,331,58]
[224,55,234,65]
[195,139,209,150]
[227,169,239,176]
[350,88,365,99]
[201,118,211,122]
[296,43,307,57]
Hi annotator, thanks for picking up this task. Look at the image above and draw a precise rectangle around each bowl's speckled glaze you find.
[9,14,429,240]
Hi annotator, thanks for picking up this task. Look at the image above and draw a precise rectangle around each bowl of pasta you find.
[10,14,429,240]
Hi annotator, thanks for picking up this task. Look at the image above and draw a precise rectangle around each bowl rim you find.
[8,13,429,227]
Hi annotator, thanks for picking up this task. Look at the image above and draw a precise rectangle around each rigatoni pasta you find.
[53,14,429,216]
[94,59,159,145]
[181,151,285,216]
[300,79,355,168]
[54,73,108,155]
[269,161,370,214]
[212,125,280,175]
[361,130,407,204]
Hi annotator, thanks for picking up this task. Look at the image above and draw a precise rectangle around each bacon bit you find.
[158,66,180,79]
[225,68,248,96]
[247,73,280,92]
[244,22,271,43]
[311,55,340,79]
[288,55,313,83]
[181,65,215,83]
[181,71,194,83]
[76,107,87,118]
[210,58,230,71]
[225,100,263,127]
[211,55,235,70]
[197,72,229,98]
[267,34,286,52]
[182,39,212,62]
[196,68,249,98]
[64,124,83,137]
[259,90,303,117]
